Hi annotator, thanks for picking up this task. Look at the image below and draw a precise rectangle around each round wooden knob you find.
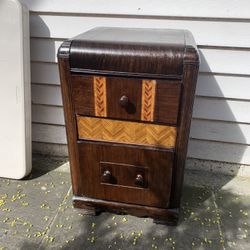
[119,95,129,108]
[101,170,112,183]
[135,174,144,187]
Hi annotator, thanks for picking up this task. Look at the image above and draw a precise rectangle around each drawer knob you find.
[119,95,129,108]
[135,174,144,187]
[101,170,112,183]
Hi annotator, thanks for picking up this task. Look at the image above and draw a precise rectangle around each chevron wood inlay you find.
[93,76,107,117]
[77,116,177,148]
[141,80,156,122]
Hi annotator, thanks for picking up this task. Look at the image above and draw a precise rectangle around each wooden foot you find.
[153,217,178,226]
[73,200,102,216]
[153,219,178,226]
[72,195,179,224]
[78,207,99,216]
[153,209,179,226]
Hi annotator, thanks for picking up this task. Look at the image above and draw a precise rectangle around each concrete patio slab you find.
[0,154,249,250]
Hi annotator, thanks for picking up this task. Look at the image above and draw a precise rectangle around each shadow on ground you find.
[0,155,248,250]
[18,185,250,250]
[24,154,68,179]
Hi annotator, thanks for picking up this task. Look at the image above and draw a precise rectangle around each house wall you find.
[20,0,250,175]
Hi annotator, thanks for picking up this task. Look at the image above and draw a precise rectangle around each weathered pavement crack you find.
[212,191,226,250]
[38,186,72,249]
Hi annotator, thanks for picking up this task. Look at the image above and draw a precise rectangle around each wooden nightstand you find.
[58,27,199,225]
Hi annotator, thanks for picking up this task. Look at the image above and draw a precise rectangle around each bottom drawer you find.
[76,141,173,208]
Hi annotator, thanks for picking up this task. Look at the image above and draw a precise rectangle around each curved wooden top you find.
[62,27,199,77]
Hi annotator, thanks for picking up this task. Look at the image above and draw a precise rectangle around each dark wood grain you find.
[71,74,181,124]
[106,76,142,120]
[170,64,199,208]
[70,27,185,77]
[57,40,82,195]
[58,27,199,225]
[155,80,182,124]
[71,75,95,116]
[77,140,173,208]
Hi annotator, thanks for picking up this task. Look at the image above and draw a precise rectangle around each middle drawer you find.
[77,116,177,149]
[71,74,181,125]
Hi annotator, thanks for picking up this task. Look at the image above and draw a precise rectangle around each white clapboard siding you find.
[31,84,62,106]
[32,105,65,125]
[30,14,250,48]
[188,140,250,165]
[193,98,250,123]
[190,120,250,145]
[30,39,61,63]
[32,123,67,144]
[30,39,250,75]
[20,0,250,19]
[31,62,59,85]
[31,62,250,100]
[196,74,250,100]
[31,84,250,124]
[199,49,250,75]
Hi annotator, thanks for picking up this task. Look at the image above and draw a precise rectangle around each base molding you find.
[73,195,179,226]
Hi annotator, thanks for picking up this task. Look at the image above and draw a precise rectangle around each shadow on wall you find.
[184,48,247,193]
[188,49,247,174]
[30,15,63,152]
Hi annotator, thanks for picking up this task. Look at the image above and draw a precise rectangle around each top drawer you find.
[70,74,181,125]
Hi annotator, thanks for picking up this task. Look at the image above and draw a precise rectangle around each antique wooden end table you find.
[58,27,199,225]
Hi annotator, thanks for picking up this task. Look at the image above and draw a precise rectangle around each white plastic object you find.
[0,0,31,179]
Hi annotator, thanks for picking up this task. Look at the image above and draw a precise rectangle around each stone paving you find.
[0,154,249,250]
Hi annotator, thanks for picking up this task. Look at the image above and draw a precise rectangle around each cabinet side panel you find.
[58,42,81,194]
[171,63,199,208]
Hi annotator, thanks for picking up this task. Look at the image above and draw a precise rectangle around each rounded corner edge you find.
[184,46,200,65]
[57,40,72,60]
[183,30,200,65]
